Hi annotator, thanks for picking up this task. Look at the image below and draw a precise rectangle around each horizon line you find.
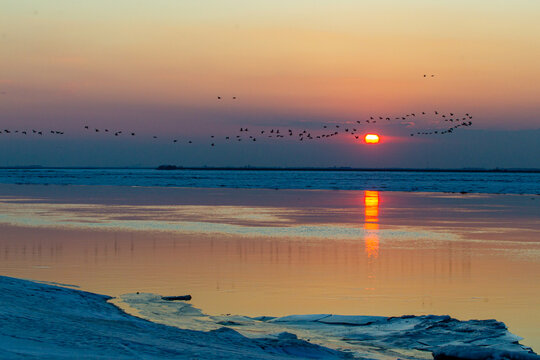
[0,165,539,173]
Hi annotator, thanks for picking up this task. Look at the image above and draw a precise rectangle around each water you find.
[0,168,539,194]
[0,169,539,351]
[0,185,539,351]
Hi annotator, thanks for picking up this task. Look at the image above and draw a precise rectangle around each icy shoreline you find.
[0,276,347,359]
[1,277,538,359]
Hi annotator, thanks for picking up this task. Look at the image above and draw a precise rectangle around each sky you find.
[1,0,539,168]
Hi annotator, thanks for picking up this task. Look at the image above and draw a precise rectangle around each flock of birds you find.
[0,72,478,147]
[1,76,475,147]
[0,105,473,147]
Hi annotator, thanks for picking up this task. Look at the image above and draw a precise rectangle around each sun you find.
[364,134,380,144]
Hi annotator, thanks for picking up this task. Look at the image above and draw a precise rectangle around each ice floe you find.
[120,291,539,360]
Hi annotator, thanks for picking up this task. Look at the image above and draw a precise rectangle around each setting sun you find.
[364,134,380,144]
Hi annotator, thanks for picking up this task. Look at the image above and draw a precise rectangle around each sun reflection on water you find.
[364,191,379,259]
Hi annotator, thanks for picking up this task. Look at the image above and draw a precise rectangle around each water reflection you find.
[364,191,379,259]
[0,189,539,350]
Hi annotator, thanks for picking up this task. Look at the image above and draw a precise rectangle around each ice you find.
[0,168,538,194]
[1,276,538,360]
[119,292,539,360]
[258,314,539,359]
[270,314,333,323]
[0,276,347,359]
[433,345,540,360]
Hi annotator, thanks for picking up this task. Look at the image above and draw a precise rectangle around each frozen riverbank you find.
[1,276,538,359]
[0,276,346,359]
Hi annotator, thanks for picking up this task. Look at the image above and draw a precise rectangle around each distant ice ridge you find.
[0,168,539,194]
[119,293,539,360]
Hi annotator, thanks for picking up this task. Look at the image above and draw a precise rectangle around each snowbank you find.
[0,276,347,359]
[1,276,538,360]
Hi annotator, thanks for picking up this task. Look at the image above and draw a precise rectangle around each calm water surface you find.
[0,185,539,350]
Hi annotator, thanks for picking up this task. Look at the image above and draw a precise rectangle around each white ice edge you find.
[1,276,538,360]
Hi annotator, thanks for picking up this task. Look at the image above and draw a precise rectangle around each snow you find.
[432,346,540,360]
[119,292,539,360]
[264,314,537,359]
[0,276,347,359]
[1,276,538,360]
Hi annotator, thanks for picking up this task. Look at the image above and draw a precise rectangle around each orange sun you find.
[364,133,380,144]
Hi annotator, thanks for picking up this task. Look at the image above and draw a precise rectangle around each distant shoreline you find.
[156,166,540,173]
[0,166,539,173]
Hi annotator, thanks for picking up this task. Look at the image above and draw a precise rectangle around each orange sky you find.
[0,1,539,167]
[2,1,540,124]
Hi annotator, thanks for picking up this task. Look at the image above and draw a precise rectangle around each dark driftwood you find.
[161,295,192,301]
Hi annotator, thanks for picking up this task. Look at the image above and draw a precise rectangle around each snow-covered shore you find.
[0,276,347,359]
[0,276,538,360]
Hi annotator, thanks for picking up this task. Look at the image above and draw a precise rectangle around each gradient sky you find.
[1,0,539,167]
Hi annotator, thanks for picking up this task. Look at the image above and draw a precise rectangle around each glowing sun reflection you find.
[364,191,379,258]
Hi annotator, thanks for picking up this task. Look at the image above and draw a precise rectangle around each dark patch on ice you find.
[161,295,192,301]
